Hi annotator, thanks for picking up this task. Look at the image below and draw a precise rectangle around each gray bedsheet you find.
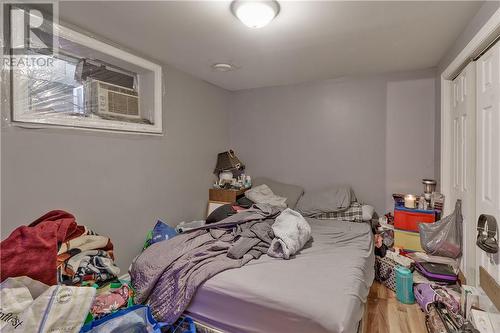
[186,219,374,333]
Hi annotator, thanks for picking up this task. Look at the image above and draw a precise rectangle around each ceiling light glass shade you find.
[231,1,280,29]
[212,63,235,72]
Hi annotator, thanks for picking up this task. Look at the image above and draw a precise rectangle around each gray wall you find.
[1,65,230,270]
[385,72,436,211]
[229,69,436,214]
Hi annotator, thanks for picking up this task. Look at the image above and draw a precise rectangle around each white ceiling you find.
[60,1,483,91]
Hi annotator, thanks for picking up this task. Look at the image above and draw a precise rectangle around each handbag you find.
[374,255,398,291]
[375,252,413,292]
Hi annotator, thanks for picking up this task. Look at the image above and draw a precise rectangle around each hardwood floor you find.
[363,282,427,333]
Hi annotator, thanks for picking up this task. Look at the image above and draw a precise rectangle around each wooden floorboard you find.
[363,282,426,333]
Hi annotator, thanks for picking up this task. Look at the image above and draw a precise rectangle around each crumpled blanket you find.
[228,219,275,259]
[0,210,79,285]
[131,229,260,324]
[130,204,281,324]
[268,208,312,259]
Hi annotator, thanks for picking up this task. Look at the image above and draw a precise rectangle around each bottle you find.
[395,266,415,304]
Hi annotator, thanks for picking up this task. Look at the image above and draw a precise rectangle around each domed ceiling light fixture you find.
[212,63,236,72]
[231,0,280,29]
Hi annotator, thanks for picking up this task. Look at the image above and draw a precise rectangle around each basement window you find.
[7,8,163,134]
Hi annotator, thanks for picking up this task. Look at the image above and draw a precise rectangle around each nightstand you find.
[207,188,247,217]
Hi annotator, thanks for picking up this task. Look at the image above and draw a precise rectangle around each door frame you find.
[441,8,500,212]
[441,8,500,208]
[440,8,500,284]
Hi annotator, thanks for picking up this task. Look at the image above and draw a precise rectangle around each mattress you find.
[185,219,375,333]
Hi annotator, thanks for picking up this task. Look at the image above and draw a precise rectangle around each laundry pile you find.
[0,211,184,333]
[0,210,120,286]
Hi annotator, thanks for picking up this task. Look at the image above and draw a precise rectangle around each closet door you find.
[476,41,500,283]
[451,63,476,284]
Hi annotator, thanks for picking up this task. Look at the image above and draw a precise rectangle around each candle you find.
[404,194,416,209]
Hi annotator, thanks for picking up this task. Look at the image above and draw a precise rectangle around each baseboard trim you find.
[479,266,500,311]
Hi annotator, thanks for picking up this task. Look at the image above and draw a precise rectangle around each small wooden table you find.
[209,188,247,203]
[207,188,248,217]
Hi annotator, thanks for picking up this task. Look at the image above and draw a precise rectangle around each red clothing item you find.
[1,210,78,285]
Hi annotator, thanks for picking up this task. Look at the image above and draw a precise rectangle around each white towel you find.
[268,208,311,259]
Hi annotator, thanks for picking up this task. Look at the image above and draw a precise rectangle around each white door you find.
[450,62,477,284]
[476,41,500,283]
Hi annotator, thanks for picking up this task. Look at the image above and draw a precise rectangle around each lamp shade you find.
[214,150,245,173]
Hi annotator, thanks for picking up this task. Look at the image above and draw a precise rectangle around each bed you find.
[185,218,375,333]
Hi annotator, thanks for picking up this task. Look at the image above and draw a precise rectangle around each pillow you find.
[362,204,375,221]
[296,185,356,217]
[315,202,363,222]
[245,184,287,208]
[252,177,304,209]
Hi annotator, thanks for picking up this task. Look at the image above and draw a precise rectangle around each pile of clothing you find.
[1,210,120,286]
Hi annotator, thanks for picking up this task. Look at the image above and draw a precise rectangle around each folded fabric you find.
[71,254,120,285]
[1,210,78,285]
[56,227,104,270]
[0,276,95,332]
[296,185,356,217]
[65,249,115,276]
[245,184,287,208]
[58,235,112,255]
[268,208,311,259]
[315,202,363,222]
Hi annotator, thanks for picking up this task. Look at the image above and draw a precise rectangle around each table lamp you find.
[214,150,245,185]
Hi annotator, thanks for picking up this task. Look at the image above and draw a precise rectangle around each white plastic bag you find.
[419,200,463,258]
[0,276,95,332]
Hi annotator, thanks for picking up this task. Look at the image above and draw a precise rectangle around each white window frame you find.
[10,22,163,135]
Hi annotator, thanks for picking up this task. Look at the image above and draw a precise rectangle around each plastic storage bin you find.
[395,266,415,304]
[394,207,435,232]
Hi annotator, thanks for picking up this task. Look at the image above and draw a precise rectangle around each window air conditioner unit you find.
[85,79,140,119]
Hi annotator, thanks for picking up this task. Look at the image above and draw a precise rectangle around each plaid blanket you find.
[315,202,363,222]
